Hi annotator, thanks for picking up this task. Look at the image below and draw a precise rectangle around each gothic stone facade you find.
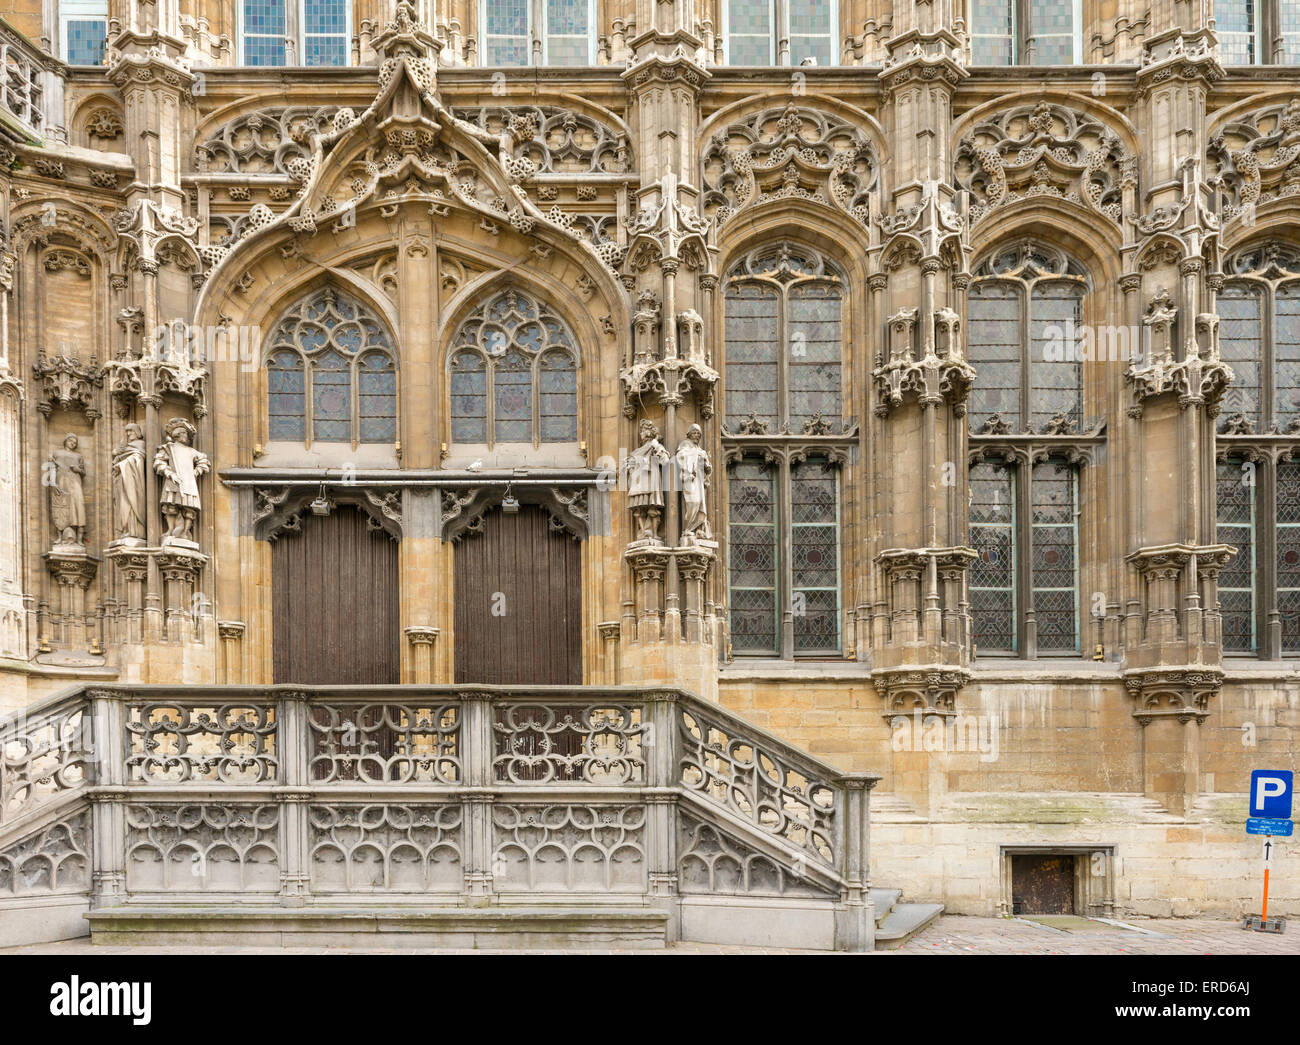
[0,0,1297,919]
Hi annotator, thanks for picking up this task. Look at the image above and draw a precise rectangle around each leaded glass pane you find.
[728,0,774,65]
[789,0,834,66]
[791,459,839,653]
[242,0,287,66]
[267,350,305,441]
[1278,461,1300,653]
[1028,0,1075,64]
[539,350,578,441]
[545,0,591,65]
[1217,0,1258,65]
[1029,281,1083,431]
[1275,285,1300,430]
[302,0,348,66]
[970,0,1014,64]
[450,351,487,443]
[494,350,533,444]
[449,288,579,447]
[485,0,530,65]
[968,282,1022,431]
[357,352,396,442]
[1217,458,1256,652]
[312,350,350,442]
[1030,459,1078,651]
[970,461,1016,652]
[65,17,107,64]
[1283,0,1300,62]
[724,282,780,430]
[728,459,778,654]
[788,282,842,433]
[1219,283,1263,430]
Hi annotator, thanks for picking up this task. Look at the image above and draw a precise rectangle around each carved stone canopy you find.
[440,483,595,542]
[254,485,403,541]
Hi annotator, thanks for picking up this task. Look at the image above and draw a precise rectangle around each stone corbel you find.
[873,667,971,721]
[33,350,104,420]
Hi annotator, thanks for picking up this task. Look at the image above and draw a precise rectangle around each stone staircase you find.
[871,887,945,950]
[1,683,907,952]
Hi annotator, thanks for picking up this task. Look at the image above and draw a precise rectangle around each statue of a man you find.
[623,418,671,543]
[676,423,712,541]
[154,418,210,544]
[111,422,146,543]
[47,433,87,548]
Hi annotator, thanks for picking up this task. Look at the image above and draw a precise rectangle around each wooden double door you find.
[453,505,582,685]
[270,502,581,686]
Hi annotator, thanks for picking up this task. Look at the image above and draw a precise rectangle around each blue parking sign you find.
[1249,770,1294,819]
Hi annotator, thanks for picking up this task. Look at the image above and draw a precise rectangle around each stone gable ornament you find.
[110,422,146,545]
[155,418,210,547]
[676,423,712,542]
[46,433,87,549]
[623,419,671,543]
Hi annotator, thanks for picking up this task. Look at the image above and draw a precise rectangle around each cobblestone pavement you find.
[0,916,1294,955]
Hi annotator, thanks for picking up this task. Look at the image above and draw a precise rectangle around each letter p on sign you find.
[1250,770,1294,818]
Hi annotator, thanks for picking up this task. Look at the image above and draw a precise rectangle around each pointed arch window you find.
[448,288,580,448]
[1214,243,1300,657]
[967,242,1093,658]
[264,287,397,447]
[723,244,844,436]
[967,243,1089,435]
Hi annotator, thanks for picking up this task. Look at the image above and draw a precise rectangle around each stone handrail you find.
[0,684,880,950]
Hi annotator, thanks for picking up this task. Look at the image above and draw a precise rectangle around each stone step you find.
[86,905,670,950]
[870,888,903,925]
[874,903,944,950]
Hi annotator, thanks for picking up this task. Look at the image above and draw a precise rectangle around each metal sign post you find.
[1243,771,1292,933]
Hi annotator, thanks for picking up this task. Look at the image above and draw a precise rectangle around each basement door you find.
[271,504,400,684]
[454,504,582,684]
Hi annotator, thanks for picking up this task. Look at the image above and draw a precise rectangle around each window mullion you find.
[780,453,794,658]
[1264,283,1278,430]
[1263,457,1280,657]
[1019,457,1036,657]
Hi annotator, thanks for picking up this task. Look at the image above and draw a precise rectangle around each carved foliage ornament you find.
[955,102,1130,226]
[1208,98,1300,220]
[702,104,878,229]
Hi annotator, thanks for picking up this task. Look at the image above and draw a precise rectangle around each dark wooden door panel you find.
[454,505,582,685]
[1011,854,1076,915]
[272,505,400,684]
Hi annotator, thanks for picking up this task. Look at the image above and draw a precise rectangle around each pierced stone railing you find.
[0,685,880,950]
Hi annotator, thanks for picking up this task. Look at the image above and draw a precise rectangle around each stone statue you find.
[110,422,146,543]
[676,423,712,542]
[46,433,87,548]
[623,418,671,543]
[154,417,210,545]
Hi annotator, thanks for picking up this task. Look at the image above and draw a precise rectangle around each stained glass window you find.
[1030,458,1078,652]
[545,0,593,64]
[970,461,1016,652]
[728,459,779,654]
[791,459,840,652]
[1028,0,1077,65]
[971,0,1014,65]
[789,0,835,66]
[1218,0,1259,64]
[724,245,843,434]
[728,0,775,65]
[302,0,349,66]
[448,288,579,447]
[1283,0,1300,62]
[263,286,397,446]
[482,0,595,65]
[968,244,1089,434]
[1219,284,1263,429]
[1217,458,1257,653]
[242,0,287,65]
[1278,460,1300,652]
[1276,285,1300,428]
[484,0,530,64]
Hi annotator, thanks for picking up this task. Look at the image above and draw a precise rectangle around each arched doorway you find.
[271,504,400,684]
[453,504,582,684]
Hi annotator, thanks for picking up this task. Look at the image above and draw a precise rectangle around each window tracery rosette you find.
[448,287,579,449]
[452,105,631,176]
[954,102,1132,227]
[701,104,878,230]
[264,286,397,447]
[194,106,340,175]
[1208,98,1300,223]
